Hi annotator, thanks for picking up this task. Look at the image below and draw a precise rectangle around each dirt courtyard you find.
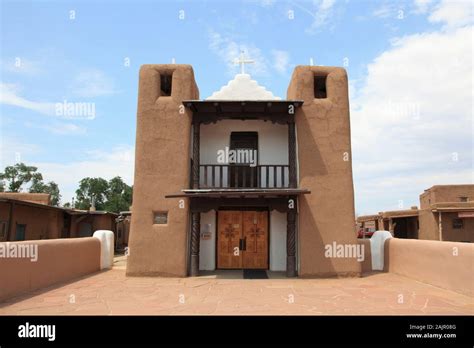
[0,259,472,315]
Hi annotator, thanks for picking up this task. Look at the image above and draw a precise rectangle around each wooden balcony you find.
[199,164,290,189]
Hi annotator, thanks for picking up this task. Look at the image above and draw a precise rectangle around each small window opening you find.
[153,211,168,225]
[452,218,463,229]
[459,196,468,202]
[160,73,172,96]
[314,75,327,99]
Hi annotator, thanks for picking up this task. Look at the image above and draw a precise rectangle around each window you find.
[229,132,258,188]
[160,73,172,96]
[459,196,468,202]
[453,218,463,229]
[153,212,168,224]
[314,75,327,99]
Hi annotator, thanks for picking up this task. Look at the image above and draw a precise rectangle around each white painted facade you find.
[197,72,291,272]
[199,120,289,188]
[198,120,290,272]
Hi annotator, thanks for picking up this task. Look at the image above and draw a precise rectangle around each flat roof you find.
[356,214,380,222]
[165,188,310,198]
[0,198,118,216]
[381,209,419,218]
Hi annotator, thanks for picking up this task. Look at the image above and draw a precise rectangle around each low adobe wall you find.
[0,238,101,302]
[384,238,473,297]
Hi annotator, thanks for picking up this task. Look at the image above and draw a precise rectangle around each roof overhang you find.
[430,202,474,212]
[165,188,310,199]
[183,100,304,125]
[381,210,419,219]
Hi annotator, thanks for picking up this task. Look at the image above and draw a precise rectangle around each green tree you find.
[0,163,42,192]
[104,176,133,213]
[75,177,109,210]
[0,180,4,192]
[29,178,61,206]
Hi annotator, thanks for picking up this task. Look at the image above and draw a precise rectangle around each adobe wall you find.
[287,66,360,277]
[384,238,473,297]
[0,202,10,242]
[0,238,101,302]
[127,65,199,277]
[440,212,474,242]
[420,185,474,208]
[418,209,439,240]
[2,204,63,241]
[0,193,51,205]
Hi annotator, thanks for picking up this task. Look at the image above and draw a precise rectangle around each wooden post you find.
[288,121,297,188]
[287,208,297,277]
[190,212,201,276]
[192,120,200,189]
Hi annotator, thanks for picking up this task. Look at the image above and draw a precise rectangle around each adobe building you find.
[419,185,474,242]
[357,184,473,242]
[0,193,117,242]
[127,62,360,278]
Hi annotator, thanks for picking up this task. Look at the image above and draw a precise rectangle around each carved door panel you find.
[242,211,268,269]
[217,211,243,269]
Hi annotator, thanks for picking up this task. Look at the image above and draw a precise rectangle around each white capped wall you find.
[199,210,216,271]
[270,211,287,271]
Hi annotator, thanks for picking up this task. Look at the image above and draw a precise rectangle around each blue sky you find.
[1,0,472,214]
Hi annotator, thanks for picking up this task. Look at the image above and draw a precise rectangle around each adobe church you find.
[126,59,360,278]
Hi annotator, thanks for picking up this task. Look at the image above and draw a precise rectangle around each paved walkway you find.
[0,266,472,315]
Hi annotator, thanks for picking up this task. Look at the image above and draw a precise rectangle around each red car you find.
[357,228,375,239]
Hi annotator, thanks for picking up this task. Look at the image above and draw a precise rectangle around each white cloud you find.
[272,50,290,74]
[429,0,473,28]
[291,0,337,32]
[351,23,473,213]
[32,145,134,205]
[208,30,269,76]
[0,136,40,169]
[25,121,86,135]
[412,0,433,14]
[70,69,117,98]
[0,83,56,115]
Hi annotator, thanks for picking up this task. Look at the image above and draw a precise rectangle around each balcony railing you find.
[199,164,289,189]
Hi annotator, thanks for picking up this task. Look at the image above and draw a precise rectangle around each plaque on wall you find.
[201,232,212,240]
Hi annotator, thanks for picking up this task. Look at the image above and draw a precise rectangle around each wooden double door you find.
[217,210,269,269]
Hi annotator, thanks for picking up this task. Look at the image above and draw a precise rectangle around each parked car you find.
[357,228,375,239]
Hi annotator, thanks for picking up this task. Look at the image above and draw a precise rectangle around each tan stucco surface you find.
[0,238,100,302]
[126,65,199,277]
[384,238,474,297]
[287,66,359,277]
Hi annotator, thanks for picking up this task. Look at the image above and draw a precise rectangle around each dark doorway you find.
[15,224,26,241]
[229,132,258,188]
[62,214,72,238]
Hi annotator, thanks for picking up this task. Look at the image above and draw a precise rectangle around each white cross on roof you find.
[234,51,254,74]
